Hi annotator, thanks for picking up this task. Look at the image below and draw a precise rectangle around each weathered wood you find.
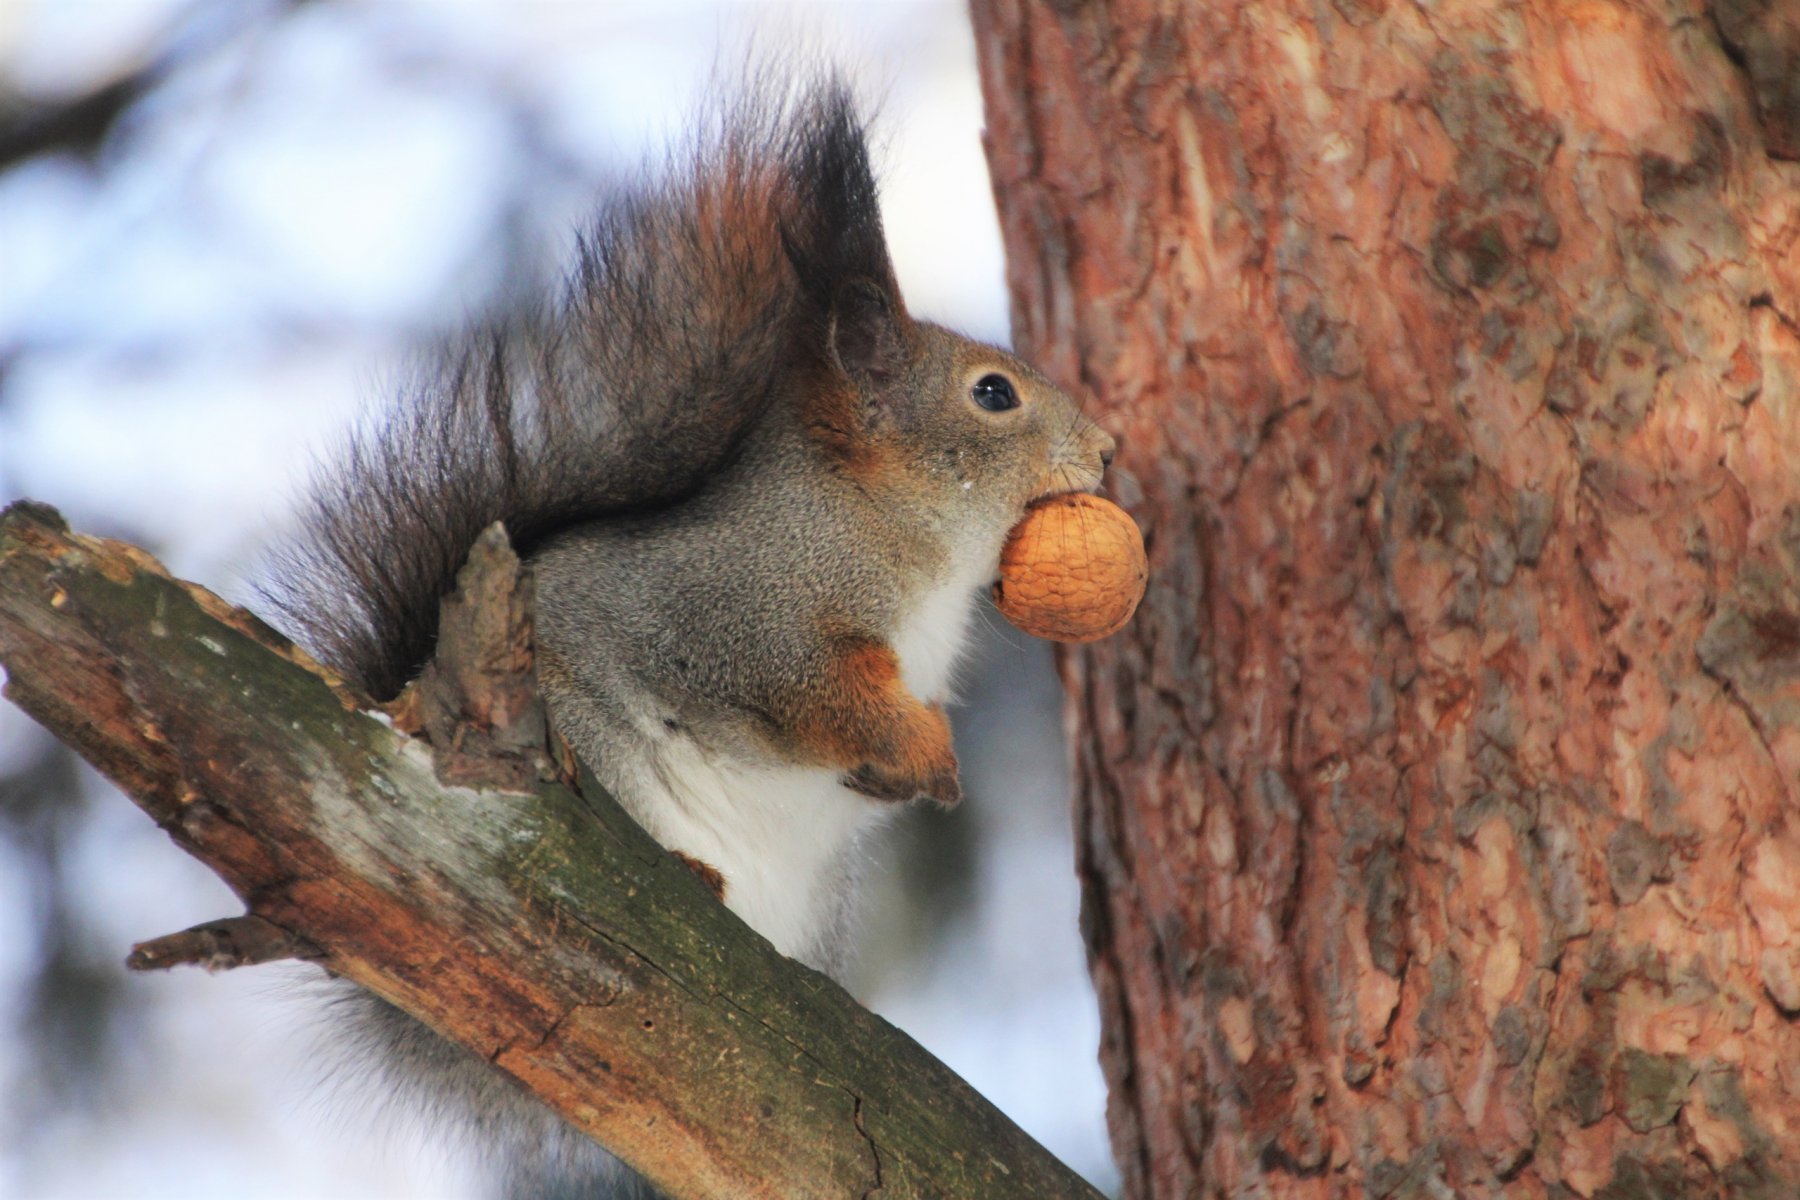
[972,1,1800,1196]
[0,499,1104,1200]
[127,915,322,972]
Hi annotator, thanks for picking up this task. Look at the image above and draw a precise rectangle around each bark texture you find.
[971,2,1800,1196]
[0,501,1102,1200]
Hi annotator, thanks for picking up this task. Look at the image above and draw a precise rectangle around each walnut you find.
[992,493,1147,643]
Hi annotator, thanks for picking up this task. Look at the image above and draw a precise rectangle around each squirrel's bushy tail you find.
[264,72,896,699]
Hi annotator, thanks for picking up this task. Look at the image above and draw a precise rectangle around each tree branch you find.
[127,915,323,972]
[0,499,1102,1200]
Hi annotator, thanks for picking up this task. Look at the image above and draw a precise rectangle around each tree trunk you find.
[971,1,1800,1196]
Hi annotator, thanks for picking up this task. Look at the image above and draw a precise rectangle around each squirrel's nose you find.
[1094,428,1117,469]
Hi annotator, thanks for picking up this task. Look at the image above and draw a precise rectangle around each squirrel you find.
[264,72,1114,1198]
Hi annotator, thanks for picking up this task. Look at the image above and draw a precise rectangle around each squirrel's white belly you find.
[607,577,987,964]
[892,570,990,702]
[614,735,885,964]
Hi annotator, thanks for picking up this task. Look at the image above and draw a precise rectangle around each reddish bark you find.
[972,1,1800,1195]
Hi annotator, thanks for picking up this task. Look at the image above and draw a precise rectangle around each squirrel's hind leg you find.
[790,636,961,808]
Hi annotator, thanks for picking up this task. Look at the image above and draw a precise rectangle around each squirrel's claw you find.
[842,762,962,808]
[841,765,911,803]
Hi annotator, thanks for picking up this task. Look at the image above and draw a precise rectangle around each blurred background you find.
[0,1,1116,1196]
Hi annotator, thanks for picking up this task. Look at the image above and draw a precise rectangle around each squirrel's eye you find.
[971,374,1020,413]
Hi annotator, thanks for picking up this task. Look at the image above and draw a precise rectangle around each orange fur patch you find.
[672,852,728,900]
[790,637,959,805]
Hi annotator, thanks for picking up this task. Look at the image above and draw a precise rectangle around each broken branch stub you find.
[385,522,555,791]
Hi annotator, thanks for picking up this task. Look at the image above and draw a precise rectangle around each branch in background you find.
[0,500,1102,1200]
[0,0,316,173]
[0,72,160,169]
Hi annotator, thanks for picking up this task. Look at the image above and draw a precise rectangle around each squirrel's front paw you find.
[842,761,962,808]
[807,639,963,807]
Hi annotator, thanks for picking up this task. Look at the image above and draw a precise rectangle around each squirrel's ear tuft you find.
[827,278,906,384]
[776,78,911,387]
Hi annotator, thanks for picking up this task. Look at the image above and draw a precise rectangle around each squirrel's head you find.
[900,322,1114,512]
[798,275,1115,565]
[775,95,1112,566]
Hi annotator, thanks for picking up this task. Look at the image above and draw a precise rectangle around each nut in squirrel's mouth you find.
[991,476,1107,588]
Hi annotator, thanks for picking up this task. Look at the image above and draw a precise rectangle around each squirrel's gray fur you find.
[267,77,877,704]
[264,68,1112,1199]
